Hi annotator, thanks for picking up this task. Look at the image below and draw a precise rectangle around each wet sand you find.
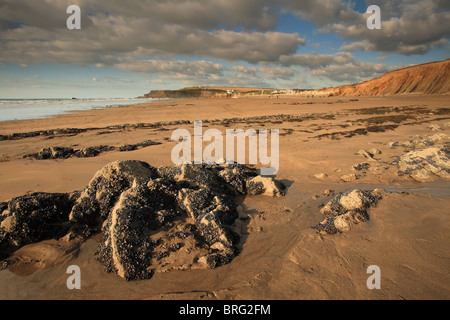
[0,94,449,300]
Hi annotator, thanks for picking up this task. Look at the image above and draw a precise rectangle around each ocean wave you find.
[0,98,161,121]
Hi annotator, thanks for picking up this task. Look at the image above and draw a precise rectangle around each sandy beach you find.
[0,94,449,300]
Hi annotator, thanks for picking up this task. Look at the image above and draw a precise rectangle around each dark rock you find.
[218,164,258,194]
[0,203,7,215]
[353,163,370,171]
[75,146,113,158]
[177,187,238,242]
[0,193,74,247]
[118,140,161,152]
[49,147,75,159]
[26,146,75,160]
[25,140,160,160]
[36,148,52,160]
[95,183,177,281]
[69,160,158,228]
[118,145,138,152]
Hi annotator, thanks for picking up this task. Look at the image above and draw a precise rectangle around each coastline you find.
[0,97,167,123]
[0,93,449,299]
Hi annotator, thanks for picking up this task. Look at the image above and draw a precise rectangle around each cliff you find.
[333,59,450,96]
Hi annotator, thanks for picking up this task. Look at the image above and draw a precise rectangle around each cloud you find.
[279,52,357,68]
[259,65,300,80]
[113,59,225,78]
[281,0,450,55]
[322,0,450,55]
[0,0,279,32]
[91,76,134,83]
[232,65,258,77]
[81,0,280,31]
[307,61,400,83]
[339,40,375,52]
[0,3,304,66]
[281,0,362,27]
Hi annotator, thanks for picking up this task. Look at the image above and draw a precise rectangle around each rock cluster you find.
[313,189,384,234]
[389,133,450,182]
[0,161,285,281]
[23,140,160,160]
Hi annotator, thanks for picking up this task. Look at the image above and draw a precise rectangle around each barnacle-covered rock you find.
[69,160,158,228]
[218,164,258,194]
[398,147,450,182]
[387,133,450,182]
[1,160,285,281]
[314,189,384,234]
[0,193,75,247]
[95,182,178,281]
[246,176,286,197]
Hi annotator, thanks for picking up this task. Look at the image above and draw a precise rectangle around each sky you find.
[0,0,449,99]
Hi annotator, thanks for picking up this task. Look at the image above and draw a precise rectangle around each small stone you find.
[388,142,399,148]
[340,174,358,182]
[358,149,375,160]
[428,125,443,132]
[313,173,328,180]
[369,148,382,156]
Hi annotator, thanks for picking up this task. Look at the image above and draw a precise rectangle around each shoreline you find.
[0,97,171,124]
[1,93,448,133]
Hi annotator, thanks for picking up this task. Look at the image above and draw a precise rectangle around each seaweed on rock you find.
[0,160,286,281]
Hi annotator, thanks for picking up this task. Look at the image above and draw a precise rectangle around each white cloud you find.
[320,0,450,55]
[0,11,304,66]
[307,61,400,83]
[279,52,356,68]
[281,0,449,56]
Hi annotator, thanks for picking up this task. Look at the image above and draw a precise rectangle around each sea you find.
[0,98,165,122]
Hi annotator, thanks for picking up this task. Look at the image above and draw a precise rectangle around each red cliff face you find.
[334,59,450,96]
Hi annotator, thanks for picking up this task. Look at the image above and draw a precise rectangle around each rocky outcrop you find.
[398,148,450,182]
[389,133,450,182]
[0,161,285,281]
[314,189,384,234]
[0,193,78,248]
[24,140,160,160]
